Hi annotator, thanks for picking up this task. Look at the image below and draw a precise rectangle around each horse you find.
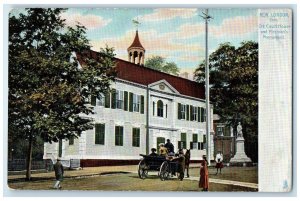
[184,149,191,178]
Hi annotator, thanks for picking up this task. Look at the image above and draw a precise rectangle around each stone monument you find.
[230,122,252,165]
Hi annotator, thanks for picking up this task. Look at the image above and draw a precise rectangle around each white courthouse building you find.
[43,31,214,166]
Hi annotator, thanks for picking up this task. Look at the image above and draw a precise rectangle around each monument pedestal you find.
[230,137,252,165]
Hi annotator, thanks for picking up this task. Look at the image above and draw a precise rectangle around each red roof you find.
[127,31,145,51]
[76,50,205,100]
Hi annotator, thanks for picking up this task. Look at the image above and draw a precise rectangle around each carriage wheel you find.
[138,159,148,179]
[159,161,169,181]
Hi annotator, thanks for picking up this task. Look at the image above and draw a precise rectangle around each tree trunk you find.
[25,134,33,181]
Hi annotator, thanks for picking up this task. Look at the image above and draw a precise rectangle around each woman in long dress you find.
[199,155,209,191]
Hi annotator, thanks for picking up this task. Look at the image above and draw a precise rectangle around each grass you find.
[188,166,258,184]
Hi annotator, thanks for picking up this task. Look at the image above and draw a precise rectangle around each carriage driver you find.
[165,139,174,155]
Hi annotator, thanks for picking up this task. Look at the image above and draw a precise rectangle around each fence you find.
[8,159,46,171]
[8,158,81,171]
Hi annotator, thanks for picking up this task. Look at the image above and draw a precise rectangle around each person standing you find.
[53,157,64,189]
[215,151,224,175]
[199,155,209,191]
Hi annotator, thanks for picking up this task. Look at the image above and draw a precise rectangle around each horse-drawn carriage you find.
[137,154,186,181]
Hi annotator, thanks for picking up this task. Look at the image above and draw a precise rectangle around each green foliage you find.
[9,9,116,147]
[145,56,180,75]
[194,41,258,162]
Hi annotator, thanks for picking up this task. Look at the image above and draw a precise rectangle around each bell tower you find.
[128,20,145,65]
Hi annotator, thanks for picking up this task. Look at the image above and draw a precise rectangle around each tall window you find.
[180,104,186,119]
[178,133,187,149]
[191,134,198,149]
[116,90,124,109]
[115,126,123,146]
[95,123,105,145]
[132,128,140,147]
[133,94,140,112]
[96,93,105,106]
[157,100,164,117]
[192,106,197,121]
[217,126,224,136]
[91,93,105,107]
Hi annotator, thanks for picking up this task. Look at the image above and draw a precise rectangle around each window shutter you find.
[124,91,128,111]
[201,107,205,122]
[193,134,198,142]
[105,92,110,108]
[91,95,96,106]
[190,142,193,150]
[153,102,155,115]
[204,108,206,122]
[186,105,190,121]
[111,89,116,109]
[99,124,105,145]
[69,136,74,145]
[129,92,133,112]
[120,126,124,146]
[198,107,201,122]
[190,106,193,121]
[115,126,118,145]
[132,128,134,146]
[178,141,182,149]
[95,124,100,144]
[198,142,201,150]
[178,103,181,119]
[140,95,144,114]
[166,104,168,118]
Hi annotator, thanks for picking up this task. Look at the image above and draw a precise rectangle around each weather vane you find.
[199,9,213,21]
[132,18,141,31]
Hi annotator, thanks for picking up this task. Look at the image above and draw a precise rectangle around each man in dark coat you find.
[53,157,64,189]
[171,149,185,180]
[149,148,158,156]
[165,139,174,154]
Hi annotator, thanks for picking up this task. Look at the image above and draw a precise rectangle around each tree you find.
[194,41,258,162]
[9,8,116,180]
[145,56,180,75]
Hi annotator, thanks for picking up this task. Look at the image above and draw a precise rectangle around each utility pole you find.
[201,9,212,166]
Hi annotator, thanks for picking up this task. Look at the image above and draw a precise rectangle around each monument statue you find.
[237,122,243,137]
[230,122,251,164]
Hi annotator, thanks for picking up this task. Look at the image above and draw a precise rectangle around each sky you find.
[13,8,259,77]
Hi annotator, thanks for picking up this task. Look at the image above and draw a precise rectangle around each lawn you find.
[8,171,257,192]
[188,166,258,184]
